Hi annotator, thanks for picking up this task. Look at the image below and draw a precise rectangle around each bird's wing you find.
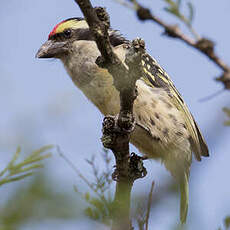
[141,53,209,160]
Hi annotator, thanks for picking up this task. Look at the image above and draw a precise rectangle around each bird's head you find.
[36,17,127,59]
[36,18,90,59]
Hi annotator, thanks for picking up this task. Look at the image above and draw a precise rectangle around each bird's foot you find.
[112,152,147,182]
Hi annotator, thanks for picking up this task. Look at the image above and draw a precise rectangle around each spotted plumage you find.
[36,18,209,223]
[140,52,208,161]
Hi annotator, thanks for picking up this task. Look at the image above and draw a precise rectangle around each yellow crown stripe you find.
[55,20,88,34]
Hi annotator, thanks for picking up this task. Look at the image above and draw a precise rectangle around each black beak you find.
[36,40,68,58]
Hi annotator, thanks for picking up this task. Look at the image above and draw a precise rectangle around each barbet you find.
[36,18,209,223]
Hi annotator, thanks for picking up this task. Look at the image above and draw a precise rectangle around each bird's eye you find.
[63,29,72,38]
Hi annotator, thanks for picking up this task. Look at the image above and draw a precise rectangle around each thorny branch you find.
[73,1,147,229]
[121,0,230,89]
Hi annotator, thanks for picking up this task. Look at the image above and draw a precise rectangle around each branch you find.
[120,0,230,89]
[74,0,125,68]
[73,1,147,229]
[101,40,147,230]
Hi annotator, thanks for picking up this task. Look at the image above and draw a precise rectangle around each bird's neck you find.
[61,41,120,115]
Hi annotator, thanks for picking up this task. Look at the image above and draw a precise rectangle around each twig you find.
[145,181,155,230]
[114,0,134,9]
[72,2,147,229]
[101,39,147,230]
[118,0,230,89]
[57,146,108,205]
[74,0,126,69]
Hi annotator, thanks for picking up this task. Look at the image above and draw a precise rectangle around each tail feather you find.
[180,173,189,224]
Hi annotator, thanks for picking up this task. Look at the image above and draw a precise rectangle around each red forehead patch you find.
[48,20,66,39]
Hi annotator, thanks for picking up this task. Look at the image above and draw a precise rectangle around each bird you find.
[36,17,209,223]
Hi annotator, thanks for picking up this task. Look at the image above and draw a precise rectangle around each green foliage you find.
[0,146,52,187]
[75,149,115,225]
[67,149,177,229]
[225,216,230,228]
[223,108,230,126]
[164,0,193,25]
[187,2,194,23]
[163,0,198,39]
[0,174,79,230]
[58,147,115,225]
[218,216,230,230]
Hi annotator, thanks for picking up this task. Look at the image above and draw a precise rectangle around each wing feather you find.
[141,53,209,160]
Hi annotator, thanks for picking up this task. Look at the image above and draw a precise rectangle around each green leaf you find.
[187,2,194,24]
[224,121,230,126]
[177,0,182,9]
[85,192,90,202]
[16,153,52,168]
[10,164,43,176]
[0,147,21,177]
[8,146,21,169]
[223,108,230,126]
[0,172,34,186]
[164,0,172,5]
[223,107,230,117]
[164,7,179,17]
[0,146,52,187]
[224,216,230,228]
[25,145,53,161]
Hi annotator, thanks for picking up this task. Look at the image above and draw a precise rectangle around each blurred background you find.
[0,0,230,229]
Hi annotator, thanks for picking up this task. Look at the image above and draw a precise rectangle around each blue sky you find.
[1,0,230,229]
